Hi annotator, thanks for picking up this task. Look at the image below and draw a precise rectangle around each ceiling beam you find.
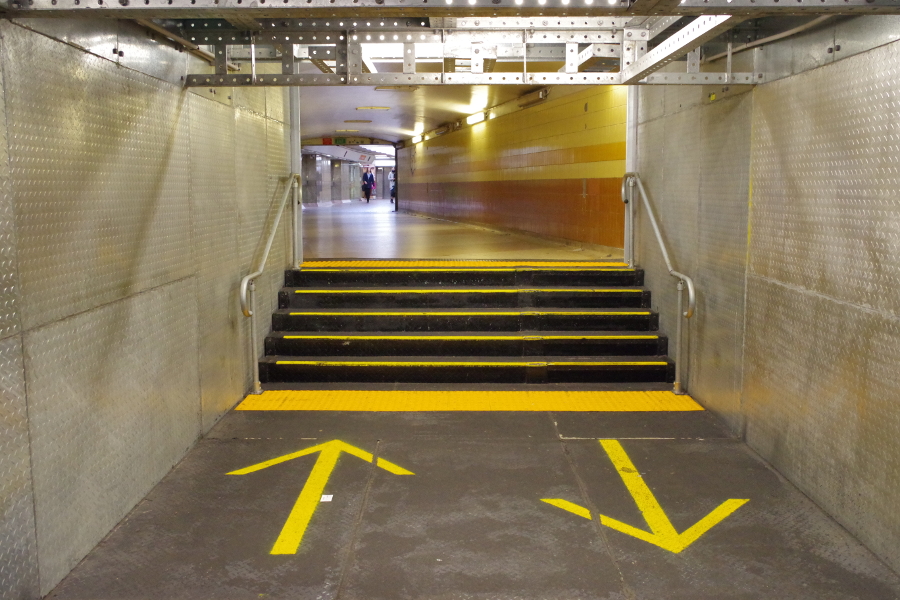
[620,15,742,84]
[6,0,900,17]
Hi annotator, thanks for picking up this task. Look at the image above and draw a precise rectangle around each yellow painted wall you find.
[398,86,627,248]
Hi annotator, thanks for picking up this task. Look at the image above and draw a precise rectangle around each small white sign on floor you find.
[320,495,333,502]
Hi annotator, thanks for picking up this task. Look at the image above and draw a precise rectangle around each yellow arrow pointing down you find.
[543,440,748,553]
[228,440,414,555]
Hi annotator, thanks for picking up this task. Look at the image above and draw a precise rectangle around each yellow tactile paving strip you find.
[300,260,630,269]
[236,390,703,412]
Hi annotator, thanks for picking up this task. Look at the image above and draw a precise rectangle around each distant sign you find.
[322,138,333,145]
[335,138,347,145]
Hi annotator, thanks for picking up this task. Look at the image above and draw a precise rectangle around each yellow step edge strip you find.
[282,335,659,340]
[300,268,634,273]
[236,390,703,412]
[274,361,668,367]
[288,311,652,316]
[302,261,629,268]
[293,288,643,294]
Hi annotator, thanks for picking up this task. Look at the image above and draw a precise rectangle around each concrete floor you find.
[44,202,900,599]
[303,199,624,261]
[47,408,900,600]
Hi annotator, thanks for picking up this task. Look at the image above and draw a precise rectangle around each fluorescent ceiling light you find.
[336,129,359,133]
[412,135,422,143]
[375,86,419,92]
[466,112,485,125]
[344,119,372,123]
[356,106,391,110]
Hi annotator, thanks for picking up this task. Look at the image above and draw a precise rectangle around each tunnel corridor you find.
[1,11,900,600]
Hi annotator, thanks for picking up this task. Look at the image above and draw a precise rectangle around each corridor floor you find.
[46,202,900,599]
[302,198,624,261]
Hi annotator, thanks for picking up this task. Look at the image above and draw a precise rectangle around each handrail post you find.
[674,279,685,395]
[249,279,262,395]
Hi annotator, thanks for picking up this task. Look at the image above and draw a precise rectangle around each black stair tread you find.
[261,355,671,365]
[267,330,662,339]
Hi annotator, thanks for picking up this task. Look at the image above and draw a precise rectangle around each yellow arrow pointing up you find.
[542,440,748,554]
[228,440,414,555]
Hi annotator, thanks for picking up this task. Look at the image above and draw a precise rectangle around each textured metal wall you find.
[0,20,292,596]
[25,279,201,593]
[190,95,243,433]
[635,82,752,432]
[693,94,752,431]
[0,336,39,600]
[3,23,194,331]
[0,38,39,600]
[746,38,900,571]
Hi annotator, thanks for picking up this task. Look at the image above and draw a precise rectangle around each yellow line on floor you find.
[236,390,703,412]
[301,268,634,273]
[302,260,629,268]
[293,289,643,294]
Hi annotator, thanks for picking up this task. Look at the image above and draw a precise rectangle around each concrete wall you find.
[0,20,291,598]
[399,86,626,250]
[636,17,900,574]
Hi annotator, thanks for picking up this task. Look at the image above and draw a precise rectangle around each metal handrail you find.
[240,174,299,318]
[622,172,696,395]
[241,173,300,395]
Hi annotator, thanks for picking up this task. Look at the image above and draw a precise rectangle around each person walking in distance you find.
[389,167,396,204]
[361,168,375,203]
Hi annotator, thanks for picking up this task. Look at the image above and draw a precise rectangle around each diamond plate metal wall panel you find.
[752,40,900,316]
[116,20,188,86]
[8,18,118,62]
[25,279,201,595]
[0,38,21,342]
[693,93,752,431]
[637,79,665,125]
[835,16,900,62]
[636,87,752,433]
[233,64,268,117]
[743,277,900,571]
[190,95,243,433]
[2,23,193,331]
[266,77,288,124]
[236,110,270,266]
[234,109,269,391]
[0,335,40,600]
[746,37,900,574]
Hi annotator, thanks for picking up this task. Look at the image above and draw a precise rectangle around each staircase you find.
[260,260,674,386]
